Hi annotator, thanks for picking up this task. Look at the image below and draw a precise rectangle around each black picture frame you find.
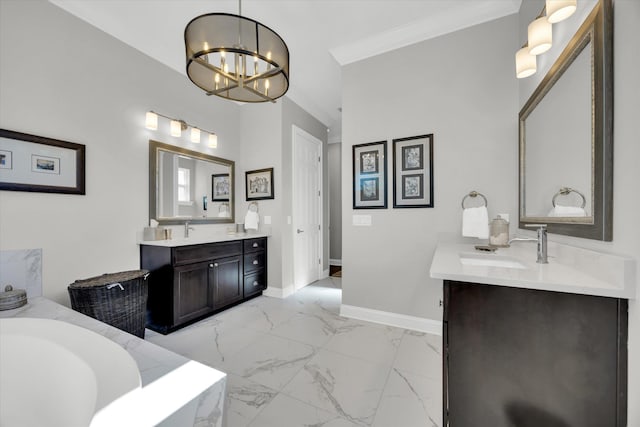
[211,173,230,201]
[0,128,86,195]
[353,141,387,209]
[393,134,433,208]
[246,167,274,200]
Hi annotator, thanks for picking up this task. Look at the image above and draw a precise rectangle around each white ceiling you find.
[49,0,521,141]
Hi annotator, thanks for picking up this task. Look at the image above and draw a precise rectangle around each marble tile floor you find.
[146,278,442,427]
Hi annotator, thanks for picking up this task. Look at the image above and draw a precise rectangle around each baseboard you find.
[329,258,342,266]
[340,304,442,335]
[263,285,295,299]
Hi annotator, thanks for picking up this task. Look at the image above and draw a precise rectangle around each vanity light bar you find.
[145,111,218,147]
[516,0,577,78]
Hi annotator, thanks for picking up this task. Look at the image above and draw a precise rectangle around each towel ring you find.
[248,201,259,212]
[552,187,586,208]
[461,191,488,209]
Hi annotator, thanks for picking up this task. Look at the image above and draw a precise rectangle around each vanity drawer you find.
[244,252,265,273]
[173,241,242,266]
[244,238,267,253]
[244,271,266,297]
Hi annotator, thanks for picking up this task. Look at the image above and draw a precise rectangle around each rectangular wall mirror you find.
[149,140,234,225]
[519,0,613,241]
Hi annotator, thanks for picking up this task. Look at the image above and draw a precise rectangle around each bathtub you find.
[0,317,141,427]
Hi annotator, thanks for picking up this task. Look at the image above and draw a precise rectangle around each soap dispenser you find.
[489,215,509,247]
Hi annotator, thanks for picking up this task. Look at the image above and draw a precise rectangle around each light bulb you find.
[170,120,181,137]
[145,111,158,130]
[528,16,552,55]
[208,133,218,148]
[515,47,537,78]
[191,127,201,143]
[546,0,577,24]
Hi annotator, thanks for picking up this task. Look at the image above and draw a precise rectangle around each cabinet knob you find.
[210,263,218,268]
[252,243,259,248]
[253,281,258,286]
[252,260,259,265]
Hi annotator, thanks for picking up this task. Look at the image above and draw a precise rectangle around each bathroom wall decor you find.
[212,173,230,201]
[245,167,274,201]
[0,129,85,195]
[392,134,434,208]
[352,141,387,209]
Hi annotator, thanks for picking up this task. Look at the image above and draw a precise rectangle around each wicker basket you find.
[68,270,149,338]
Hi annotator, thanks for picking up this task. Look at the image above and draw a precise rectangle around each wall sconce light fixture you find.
[145,111,218,147]
[516,0,578,78]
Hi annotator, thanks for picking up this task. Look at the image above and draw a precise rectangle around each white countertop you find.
[430,238,636,299]
[1,297,226,426]
[139,232,269,247]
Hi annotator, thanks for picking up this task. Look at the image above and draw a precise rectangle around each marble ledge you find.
[0,297,226,427]
[430,237,636,300]
[139,231,270,247]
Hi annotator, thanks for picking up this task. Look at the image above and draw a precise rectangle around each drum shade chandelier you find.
[184,0,290,103]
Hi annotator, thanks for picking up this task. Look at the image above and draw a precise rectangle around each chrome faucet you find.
[184,221,195,238]
[508,224,548,264]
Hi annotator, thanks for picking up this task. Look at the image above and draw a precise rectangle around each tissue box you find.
[143,227,156,241]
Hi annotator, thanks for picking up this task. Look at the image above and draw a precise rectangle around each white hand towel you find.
[462,206,489,239]
[547,205,587,217]
[244,210,260,230]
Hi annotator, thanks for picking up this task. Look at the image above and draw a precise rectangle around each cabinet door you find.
[444,280,626,427]
[211,255,243,310]
[173,261,214,325]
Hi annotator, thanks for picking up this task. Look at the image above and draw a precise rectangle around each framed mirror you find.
[149,140,234,225]
[519,0,613,241]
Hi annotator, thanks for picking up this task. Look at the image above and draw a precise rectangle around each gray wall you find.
[0,0,242,304]
[341,15,519,320]
[518,1,640,423]
[328,143,342,262]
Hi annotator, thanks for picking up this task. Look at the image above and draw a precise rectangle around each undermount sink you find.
[459,252,527,269]
[0,318,141,427]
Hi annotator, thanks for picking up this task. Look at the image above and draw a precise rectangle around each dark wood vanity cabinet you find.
[141,237,267,334]
[443,280,627,427]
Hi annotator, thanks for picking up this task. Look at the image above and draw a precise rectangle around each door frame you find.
[292,125,324,289]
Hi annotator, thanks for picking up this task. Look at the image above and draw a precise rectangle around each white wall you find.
[342,14,519,321]
[328,143,342,262]
[0,0,243,304]
[518,1,640,424]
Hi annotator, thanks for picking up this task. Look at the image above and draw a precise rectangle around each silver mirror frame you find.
[519,0,613,241]
[149,140,235,225]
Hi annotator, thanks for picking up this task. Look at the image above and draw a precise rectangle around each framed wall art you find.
[393,134,433,208]
[211,173,230,201]
[0,129,85,195]
[246,167,274,200]
[353,141,387,209]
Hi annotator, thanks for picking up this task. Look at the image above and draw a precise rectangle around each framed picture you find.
[353,141,387,209]
[246,167,274,200]
[393,134,433,208]
[0,129,85,194]
[211,173,230,201]
[0,150,12,169]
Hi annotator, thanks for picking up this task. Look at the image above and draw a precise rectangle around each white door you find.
[292,126,322,290]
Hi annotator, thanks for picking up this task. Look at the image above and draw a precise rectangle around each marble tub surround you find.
[0,249,42,298]
[430,236,636,299]
[139,231,270,247]
[0,297,226,427]
[146,278,443,427]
